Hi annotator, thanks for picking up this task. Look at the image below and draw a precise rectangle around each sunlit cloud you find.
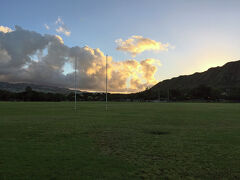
[140,58,161,84]
[55,35,64,44]
[0,25,13,33]
[55,17,71,36]
[116,35,170,57]
[0,26,160,92]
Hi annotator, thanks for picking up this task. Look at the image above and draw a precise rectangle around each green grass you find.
[0,102,240,179]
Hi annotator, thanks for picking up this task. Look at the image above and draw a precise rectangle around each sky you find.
[1,0,240,92]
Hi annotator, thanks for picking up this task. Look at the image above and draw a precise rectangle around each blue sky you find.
[1,0,240,82]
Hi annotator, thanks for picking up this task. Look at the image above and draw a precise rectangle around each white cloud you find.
[0,26,13,33]
[55,17,71,36]
[44,24,50,30]
[56,26,71,36]
[55,16,64,25]
[116,35,170,57]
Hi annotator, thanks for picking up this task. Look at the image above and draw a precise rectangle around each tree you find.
[25,86,32,92]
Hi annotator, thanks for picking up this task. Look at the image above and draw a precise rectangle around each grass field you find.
[0,102,240,179]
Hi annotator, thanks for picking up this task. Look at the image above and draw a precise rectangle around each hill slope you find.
[151,60,240,91]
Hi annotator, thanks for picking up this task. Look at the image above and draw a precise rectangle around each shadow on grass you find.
[147,131,170,135]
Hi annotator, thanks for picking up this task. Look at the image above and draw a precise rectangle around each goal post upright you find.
[74,56,77,111]
[106,55,108,111]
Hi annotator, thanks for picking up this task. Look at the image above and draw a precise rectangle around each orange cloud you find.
[55,35,64,44]
[116,35,170,57]
[73,46,161,92]
[0,26,13,33]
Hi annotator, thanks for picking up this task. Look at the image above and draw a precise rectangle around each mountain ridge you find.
[0,81,73,94]
[151,60,240,91]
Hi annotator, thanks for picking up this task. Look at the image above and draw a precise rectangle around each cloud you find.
[0,49,11,66]
[140,58,161,85]
[116,35,170,57]
[0,26,160,92]
[56,27,71,36]
[55,17,71,36]
[0,26,13,33]
[44,24,50,30]
[55,17,64,25]
[55,35,64,44]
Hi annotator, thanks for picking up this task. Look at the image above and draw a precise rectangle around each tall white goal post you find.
[106,55,108,111]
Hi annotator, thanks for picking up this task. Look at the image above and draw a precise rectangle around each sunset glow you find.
[1,0,240,92]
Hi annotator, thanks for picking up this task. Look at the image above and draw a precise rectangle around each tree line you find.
[0,87,106,102]
[131,85,240,102]
[0,85,240,102]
